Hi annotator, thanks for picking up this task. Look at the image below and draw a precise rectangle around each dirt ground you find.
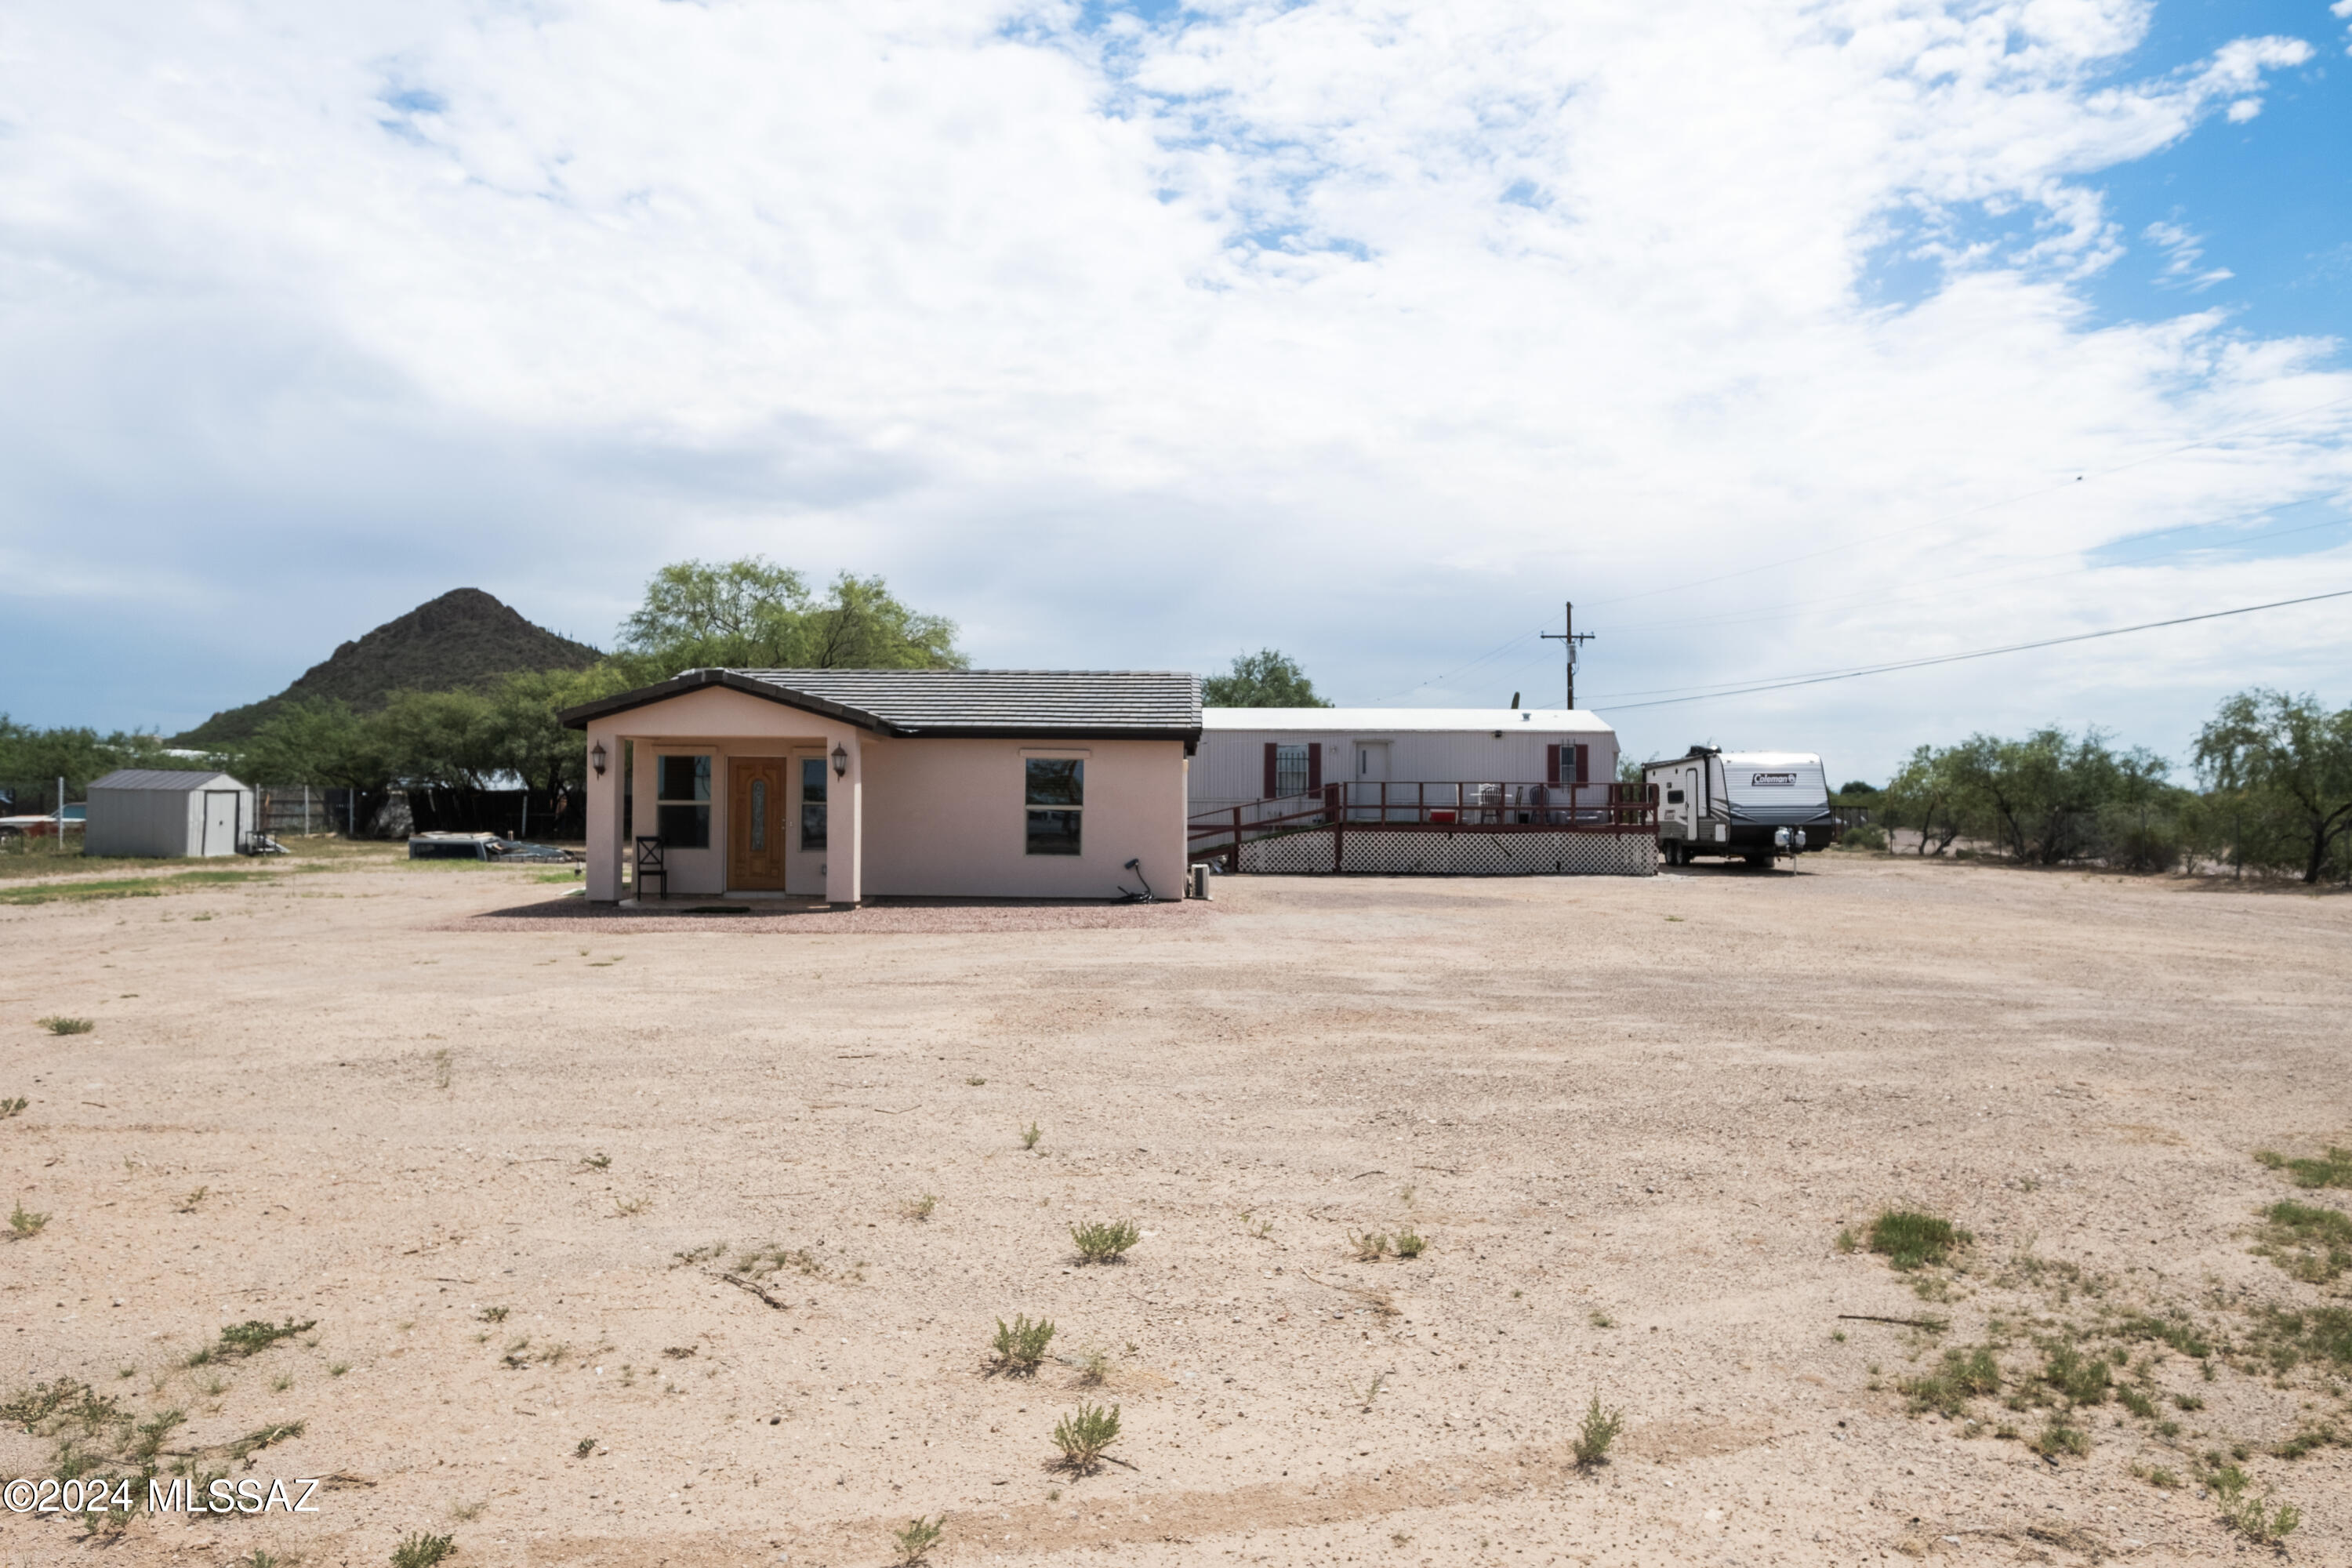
[3,850,2348,1568]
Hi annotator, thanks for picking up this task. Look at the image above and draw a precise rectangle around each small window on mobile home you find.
[1273,744,1309,798]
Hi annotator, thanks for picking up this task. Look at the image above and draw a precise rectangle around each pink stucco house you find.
[558,669,1200,905]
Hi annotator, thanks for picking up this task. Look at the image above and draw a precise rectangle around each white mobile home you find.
[1192,708,1619,815]
[85,769,255,858]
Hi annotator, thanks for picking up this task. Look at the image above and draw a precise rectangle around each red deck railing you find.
[1188,781,1657,869]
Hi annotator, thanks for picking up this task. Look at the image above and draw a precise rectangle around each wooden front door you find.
[728,759,789,890]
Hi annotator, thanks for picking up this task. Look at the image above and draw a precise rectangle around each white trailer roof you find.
[1713,751,1824,769]
[1203,707,1613,733]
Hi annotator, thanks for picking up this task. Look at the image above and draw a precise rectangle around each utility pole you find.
[1539,602,1594,709]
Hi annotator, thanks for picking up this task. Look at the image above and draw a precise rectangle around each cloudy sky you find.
[3,0,2348,780]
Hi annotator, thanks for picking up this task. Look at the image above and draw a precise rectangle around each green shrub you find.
[390,1533,457,1568]
[2249,1305,2352,1371]
[2031,1420,2089,1460]
[2255,1146,2352,1189]
[38,1017,94,1036]
[1867,1210,1967,1271]
[2107,1312,2211,1359]
[893,1514,945,1565]
[991,1315,1055,1375]
[1573,1396,1624,1468]
[2254,1200,2352,1284]
[216,1318,318,1359]
[1900,1345,2001,1417]
[1350,1232,1390,1262]
[7,1201,48,1240]
[1051,1401,1122,1472]
[1069,1219,1139,1264]
[2040,1341,2112,1406]
[1392,1229,1425,1259]
[1839,822,1888,851]
[2211,1466,2299,1544]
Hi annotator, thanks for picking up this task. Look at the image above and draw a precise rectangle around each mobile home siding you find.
[1193,712,1617,815]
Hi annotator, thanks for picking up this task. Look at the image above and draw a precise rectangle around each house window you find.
[800,757,828,849]
[1273,744,1309,798]
[750,779,768,851]
[1025,758,1083,855]
[655,754,710,849]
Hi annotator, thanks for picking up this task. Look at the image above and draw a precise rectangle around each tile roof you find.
[558,668,1202,739]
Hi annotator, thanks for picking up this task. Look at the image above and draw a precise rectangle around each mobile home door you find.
[1351,740,1390,818]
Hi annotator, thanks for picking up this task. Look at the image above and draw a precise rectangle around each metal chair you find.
[633,836,667,901]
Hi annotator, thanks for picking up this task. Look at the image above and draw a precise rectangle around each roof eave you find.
[887,725,1204,743]
[557,670,895,733]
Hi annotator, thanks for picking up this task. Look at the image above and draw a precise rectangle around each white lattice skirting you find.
[1235,830,1657,877]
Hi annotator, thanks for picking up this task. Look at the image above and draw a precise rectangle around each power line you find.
[1588,504,2351,643]
[1581,390,2352,612]
[1367,625,1548,703]
[1588,586,2352,711]
[1383,397,2352,703]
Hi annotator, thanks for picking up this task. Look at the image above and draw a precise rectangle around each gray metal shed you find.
[85,769,255,858]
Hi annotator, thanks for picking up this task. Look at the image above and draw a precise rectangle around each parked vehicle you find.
[1645,748,1837,867]
[408,833,583,862]
[0,804,84,840]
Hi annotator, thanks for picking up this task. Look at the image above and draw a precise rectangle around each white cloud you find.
[2227,96,2263,122]
[2143,218,2234,290]
[0,0,2343,778]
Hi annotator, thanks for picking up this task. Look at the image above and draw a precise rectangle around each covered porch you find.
[574,684,873,906]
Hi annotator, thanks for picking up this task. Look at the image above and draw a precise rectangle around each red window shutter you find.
[1307,745,1322,793]
[1263,742,1278,800]
[1545,744,1561,786]
[1573,743,1590,784]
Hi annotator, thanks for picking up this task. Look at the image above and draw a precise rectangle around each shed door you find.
[201,791,239,857]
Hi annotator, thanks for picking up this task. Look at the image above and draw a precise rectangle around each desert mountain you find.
[173,588,601,746]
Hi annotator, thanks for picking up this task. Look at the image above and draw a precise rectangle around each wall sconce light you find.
[590,741,608,777]
[830,743,850,779]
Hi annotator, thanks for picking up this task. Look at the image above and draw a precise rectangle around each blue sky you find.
[2,0,2349,784]
[2090,0,2352,343]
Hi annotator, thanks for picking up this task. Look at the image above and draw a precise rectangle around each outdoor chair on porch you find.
[633,835,667,901]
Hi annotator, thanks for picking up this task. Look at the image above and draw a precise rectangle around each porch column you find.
[586,724,622,903]
[825,735,862,907]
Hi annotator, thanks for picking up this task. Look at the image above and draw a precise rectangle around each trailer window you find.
[1273,744,1309,798]
[1665,788,1684,804]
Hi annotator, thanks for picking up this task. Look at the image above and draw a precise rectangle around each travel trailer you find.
[1644,748,1836,867]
